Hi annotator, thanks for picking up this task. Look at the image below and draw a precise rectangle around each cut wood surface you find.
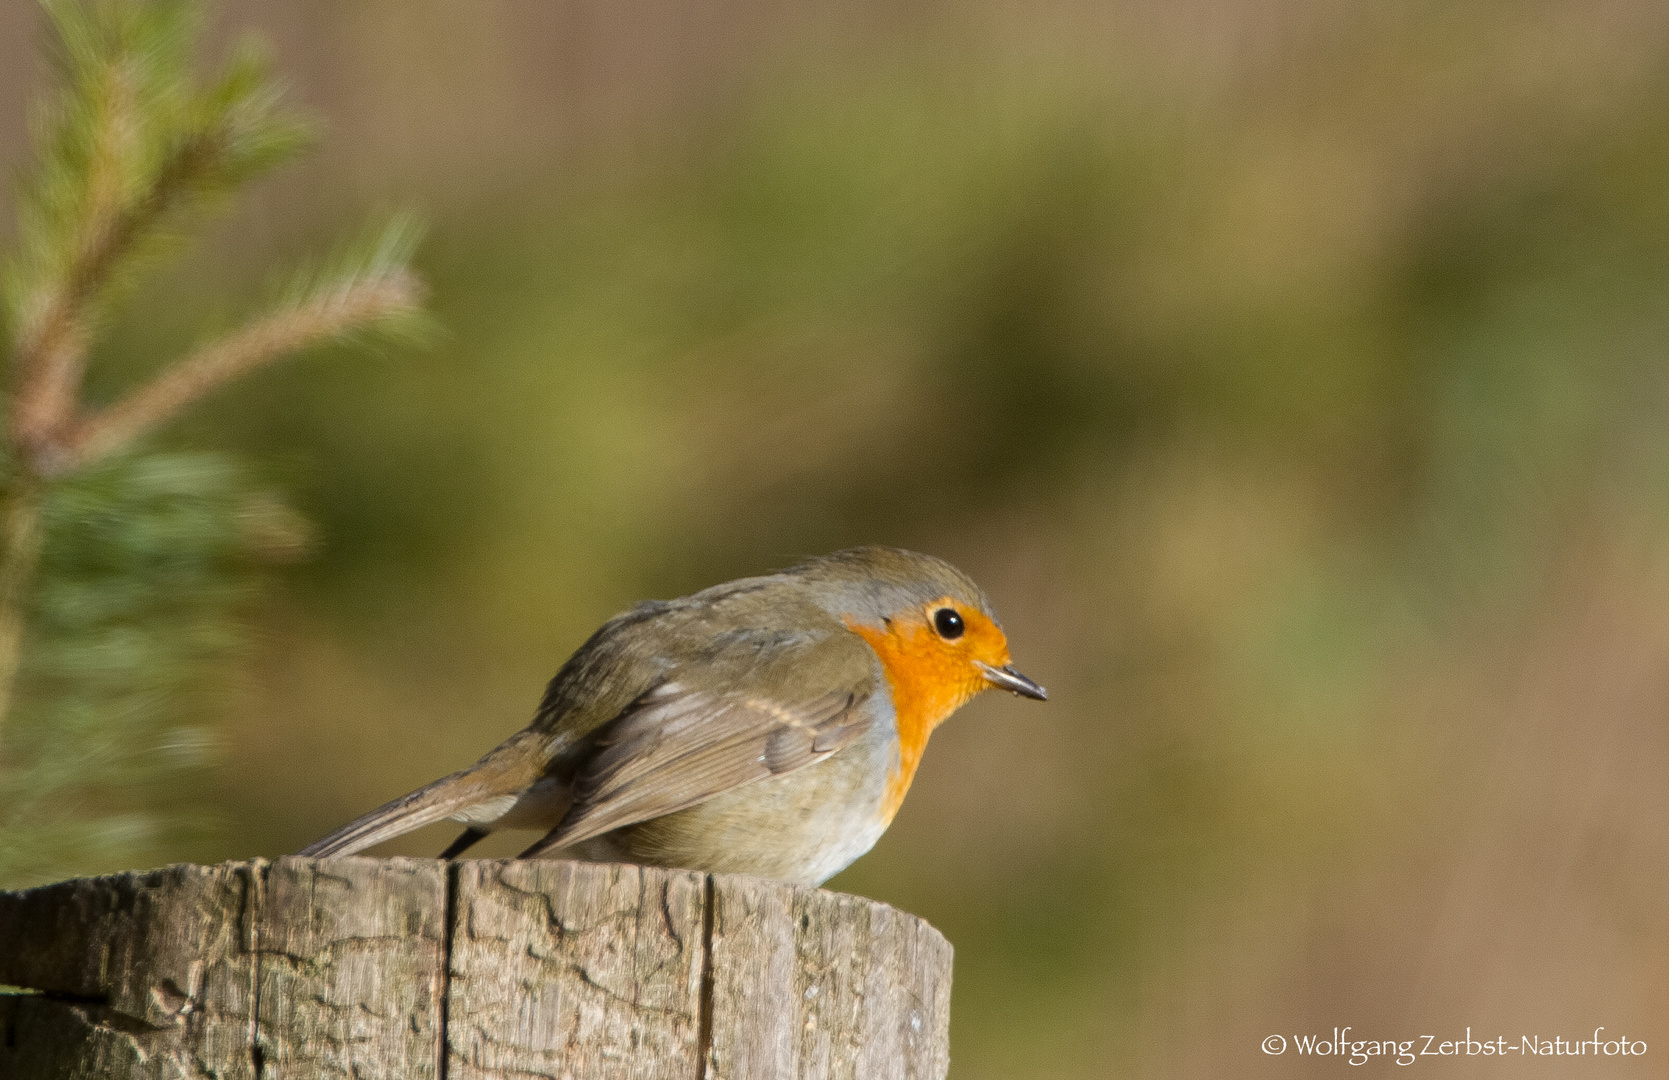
[0,857,952,1080]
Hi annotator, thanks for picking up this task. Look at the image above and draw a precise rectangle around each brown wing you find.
[520,680,872,856]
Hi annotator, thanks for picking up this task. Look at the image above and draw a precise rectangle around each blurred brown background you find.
[4,1,1668,1076]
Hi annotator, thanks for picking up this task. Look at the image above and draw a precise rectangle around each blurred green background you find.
[3,0,1668,1075]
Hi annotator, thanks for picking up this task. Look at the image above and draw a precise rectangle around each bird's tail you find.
[299,736,548,857]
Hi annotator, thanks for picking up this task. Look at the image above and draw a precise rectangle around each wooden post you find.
[0,857,952,1079]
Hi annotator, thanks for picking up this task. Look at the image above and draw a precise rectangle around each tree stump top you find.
[0,857,952,1080]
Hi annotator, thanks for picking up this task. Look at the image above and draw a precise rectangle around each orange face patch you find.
[846,597,1012,823]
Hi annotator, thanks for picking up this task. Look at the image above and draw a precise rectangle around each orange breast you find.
[847,618,985,822]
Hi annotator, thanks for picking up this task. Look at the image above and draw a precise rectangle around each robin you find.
[299,546,1045,885]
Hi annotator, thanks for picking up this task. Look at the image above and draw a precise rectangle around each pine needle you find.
[0,1,430,886]
[6,0,312,466]
[67,214,429,466]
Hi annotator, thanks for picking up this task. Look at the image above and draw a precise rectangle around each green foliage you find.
[4,0,309,341]
[266,210,434,349]
[0,0,424,887]
[0,452,276,886]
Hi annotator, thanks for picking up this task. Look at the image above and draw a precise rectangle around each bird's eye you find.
[933,607,964,639]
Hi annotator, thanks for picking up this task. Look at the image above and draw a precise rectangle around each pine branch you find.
[7,1,311,470]
[14,128,234,466]
[66,217,428,466]
[0,0,428,829]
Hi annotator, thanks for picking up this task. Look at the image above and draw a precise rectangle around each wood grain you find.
[704,875,953,1080]
[0,860,258,1080]
[446,859,707,1079]
[253,857,447,1079]
[0,858,952,1080]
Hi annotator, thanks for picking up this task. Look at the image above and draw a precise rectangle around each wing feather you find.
[521,681,870,855]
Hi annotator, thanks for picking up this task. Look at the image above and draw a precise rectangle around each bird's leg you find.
[517,828,564,859]
[439,826,488,859]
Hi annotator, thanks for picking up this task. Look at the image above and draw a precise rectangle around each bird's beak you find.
[977,662,1048,700]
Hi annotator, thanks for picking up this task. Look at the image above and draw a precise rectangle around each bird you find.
[298,546,1046,885]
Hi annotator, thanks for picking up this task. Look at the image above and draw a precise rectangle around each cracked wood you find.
[0,857,952,1079]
